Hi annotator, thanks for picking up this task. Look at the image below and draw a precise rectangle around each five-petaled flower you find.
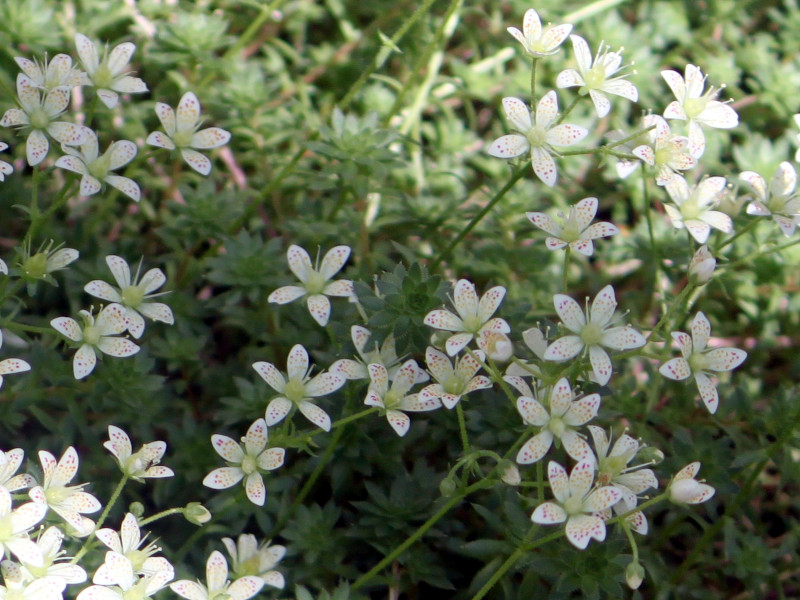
[203,419,285,507]
[556,35,638,118]
[14,53,88,92]
[662,64,738,158]
[84,255,174,339]
[104,425,174,482]
[424,279,509,356]
[531,460,623,549]
[668,461,715,504]
[659,311,747,414]
[420,346,492,409]
[0,448,36,493]
[171,550,265,600]
[544,285,646,385]
[222,534,286,590]
[365,361,442,437]
[631,114,696,186]
[268,245,354,327]
[506,9,572,58]
[526,196,619,256]
[77,551,173,600]
[511,377,599,464]
[30,446,101,537]
[331,326,405,381]
[663,175,733,243]
[54,129,140,201]
[75,33,148,109]
[487,92,588,187]
[94,512,173,577]
[50,303,139,379]
[146,92,231,175]
[740,161,800,237]
[0,73,89,166]
[253,344,345,432]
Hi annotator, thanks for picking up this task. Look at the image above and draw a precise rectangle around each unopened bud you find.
[688,245,716,284]
[499,461,521,486]
[637,446,664,465]
[626,561,645,589]
[439,477,457,497]
[478,330,513,362]
[185,502,212,525]
[128,502,145,518]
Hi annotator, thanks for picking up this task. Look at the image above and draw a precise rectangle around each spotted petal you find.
[298,400,331,431]
[516,430,553,464]
[487,134,529,159]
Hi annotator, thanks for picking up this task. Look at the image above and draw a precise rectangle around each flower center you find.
[88,153,112,181]
[304,270,326,295]
[563,494,584,516]
[93,62,114,89]
[688,352,710,373]
[121,284,146,309]
[599,454,628,479]
[29,106,51,130]
[45,484,71,506]
[560,210,582,243]
[525,125,548,148]
[443,374,463,396]
[584,64,607,90]
[173,128,194,148]
[548,415,565,437]
[461,314,482,334]
[679,195,700,220]
[654,145,678,168]
[384,388,402,409]
[283,378,307,404]
[21,252,49,279]
[240,454,258,475]
[83,324,102,346]
[580,322,604,346]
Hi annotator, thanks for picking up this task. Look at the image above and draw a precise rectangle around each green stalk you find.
[71,473,129,564]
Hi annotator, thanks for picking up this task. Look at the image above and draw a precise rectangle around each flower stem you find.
[71,473,129,564]
[562,246,571,292]
[456,403,470,453]
[714,217,760,251]
[139,507,185,526]
[556,94,581,125]
[431,165,528,270]
[351,479,493,592]
[530,57,538,105]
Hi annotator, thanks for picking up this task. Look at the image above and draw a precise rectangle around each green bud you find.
[185,502,212,525]
[626,561,645,590]
[637,446,664,465]
[439,477,457,497]
[128,502,145,518]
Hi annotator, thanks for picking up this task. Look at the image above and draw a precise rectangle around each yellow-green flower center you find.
[560,211,582,243]
[88,152,112,181]
[548,415,565,437]
[679,196,700,220]
[599,454,628,479]
[22,252,49,279]
[304,270,326,295]
[121,284,146,309]
[654,146,677,168]
[384,389,402,409]
[173,128,194,148]
[525,125,548,148]
[83,324,102,346]
[563,494,584,515]
[283,378,307,404]
[93,63,114,89]
[683,97,708,120]
[461,314,482,334]
[240,454,258,475]
[45,484,71,505]
[29,106,51,130]
[689,352,710,373]
[584,64,607,90]
[443,375,463,396]
[580,322,604,346]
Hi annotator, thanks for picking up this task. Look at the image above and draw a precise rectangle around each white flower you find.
[668,462,715,504]
[222,534,286,589]
[589,426,657,535]
[531,460,622,549]
[487,92,588,187]
[424,279,509,356]
[0,74,89,165]
[631,114,696,186]
[50,303,139,379]
[514,377,599,464]
[253,344,345,432]
[0,561,65,600]
[544,285,646,385]
[740,161,800,237]
[0,330,31,390]
[78,551,173,600]
[19,526,87,584]
[203,419,285,506]
[506,9,572,58]
[0,448,36,492]
[19,241,79,284]
[0,487,47,566]
[30,447,101,536]
[366,361,442,437]
[420,346,491,409]
[75,33,148,109]
[84,255,174,339]
[526,196,619,256]
[331,326,402,381]
[14,54,88,92]
[663,175,733,243]
[170,550,265,600]
[146,92,231,175]
[95,513,173,577]
[103,426,174,481]
[662,64,738,157]
[0,142,13,181]
[268,245,354,327]
[556,35,638,118]
[54,130,140,201]
[659,311,747,414]
[688,244,716,284]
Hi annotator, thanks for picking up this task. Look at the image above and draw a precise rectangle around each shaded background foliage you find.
[1,0,799,598]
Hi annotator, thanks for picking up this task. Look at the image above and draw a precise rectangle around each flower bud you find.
[185,502,212,525]
[478,330,513,362]
[128,502,145,518]
[636,446,664,465]
[668,462,715,504]
[439,477,457,497]
[499,461,521,486]
[626,561,645,589]
[688,245,716,284]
